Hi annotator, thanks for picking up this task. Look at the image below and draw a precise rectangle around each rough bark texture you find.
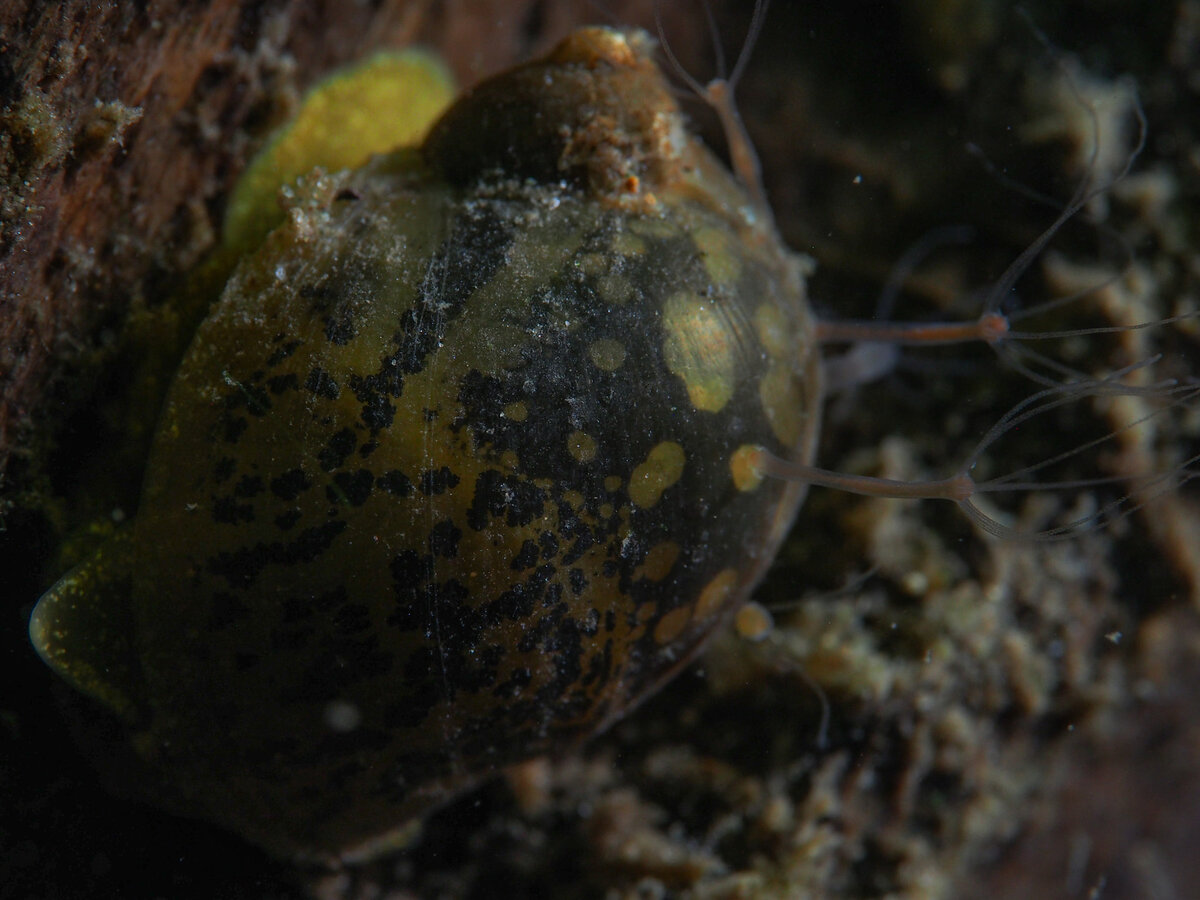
[4,1,1200,899]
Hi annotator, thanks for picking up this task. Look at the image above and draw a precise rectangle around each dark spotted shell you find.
[31,28,821,863]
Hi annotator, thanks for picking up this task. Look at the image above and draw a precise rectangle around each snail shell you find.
[30,27,820,864]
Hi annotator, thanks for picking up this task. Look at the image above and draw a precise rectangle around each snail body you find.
[30,28,821,863]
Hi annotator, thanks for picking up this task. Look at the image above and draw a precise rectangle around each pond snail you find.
[27,21,1179,868]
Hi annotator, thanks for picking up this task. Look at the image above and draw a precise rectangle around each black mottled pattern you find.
[333,204,516,436]
[207,519,347,589]
[267,338,302,366]
[317,428,357,472]
[305,366,339,399]
[212,457,236,483]
[274,509,302,531]
[328,469,373,507]
[466,470,546,530]
[134,166,814,860]
[377,470,412,496]
[419,466,460,496]
[428,519,462,558]
[270,469,312,502]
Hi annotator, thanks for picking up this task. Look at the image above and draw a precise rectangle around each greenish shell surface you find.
[30,28,821,864]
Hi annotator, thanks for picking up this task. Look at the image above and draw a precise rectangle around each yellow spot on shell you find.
[694,568,739,621]
[567,430,597,463]
[759,361,805,447]
[754,304,791,359]
[636,541,680,582]
[587,339,627,372]
[730,444,765,492]
[653,605,692,645]
[628,441,685,508]
[693,226,740,285]
[503,401,528,422]
[735,601,774,641]
[663,292,734,412]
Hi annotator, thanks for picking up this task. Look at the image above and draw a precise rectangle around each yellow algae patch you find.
[628,441,686,509]
[567,430,597,463]
[503,401,529,422]
[224,49,455,252]
[694,568,739,620]
[759,361,805,447]
[663,292,734,412]
[730,444,766,492]
[635,541,680,582]
[604,475,623,492]
[654,605,692,645]
[588,338,627,372]
[693,226,741,285]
